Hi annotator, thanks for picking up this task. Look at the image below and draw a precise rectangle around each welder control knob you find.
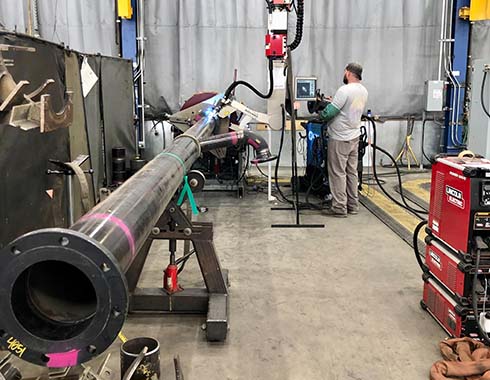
[152,227,161,235]
[183,228,192,236]
[187,170,206,193]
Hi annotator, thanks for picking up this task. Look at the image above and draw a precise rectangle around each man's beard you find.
[343,75,348,84]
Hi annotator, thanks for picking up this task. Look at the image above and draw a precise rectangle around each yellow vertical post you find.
[117,0,133,19]
[470,0,490,20]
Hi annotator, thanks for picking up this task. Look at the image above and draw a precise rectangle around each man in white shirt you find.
[319,63,368,217]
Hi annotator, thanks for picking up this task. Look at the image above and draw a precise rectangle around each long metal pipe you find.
[0,110,220,368]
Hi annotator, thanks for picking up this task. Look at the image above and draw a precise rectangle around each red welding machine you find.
[428,156,490,254]
[422,155,490,339]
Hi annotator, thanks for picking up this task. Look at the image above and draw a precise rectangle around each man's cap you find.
[346,62,363,80]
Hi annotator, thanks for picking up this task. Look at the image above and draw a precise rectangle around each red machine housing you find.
[422,276,478,338]
[265,34,287,58]
[428,156,490,254]
[423,155,490,338]
[425,237,472,303]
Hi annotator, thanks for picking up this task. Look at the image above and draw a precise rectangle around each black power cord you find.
[224,59,274,100]
[274,105,295,204]
[413,220,429,273]
[273,106,319,207]
[236,146,250,185]
[481,70,490,118]
[365,116,428,218]
[255,163,269,178]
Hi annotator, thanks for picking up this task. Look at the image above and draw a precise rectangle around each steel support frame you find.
[126,204,229,342]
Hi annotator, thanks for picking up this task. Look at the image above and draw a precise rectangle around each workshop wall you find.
[143,0,444,117]
[0,32,135,248]
[1,1,488,166]
[472,20,490,61]
[0,0,118,56]
[1,0,444,116]
[2,1,489,116]
[0,2,28,33]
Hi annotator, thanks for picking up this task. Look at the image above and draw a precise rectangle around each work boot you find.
[323,208,347,218]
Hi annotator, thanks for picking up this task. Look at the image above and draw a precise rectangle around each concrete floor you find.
[119,191,445,379]
[14,190,446,379]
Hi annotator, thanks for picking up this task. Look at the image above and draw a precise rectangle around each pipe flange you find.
[0,229,128,367]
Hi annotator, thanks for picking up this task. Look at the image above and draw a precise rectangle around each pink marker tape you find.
[247,138,260,149]
[46,349,80,368]
[82,213,136,258]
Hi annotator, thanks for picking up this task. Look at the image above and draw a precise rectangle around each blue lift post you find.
[117,0,142,153]
[445,0,471,153]
[120,0,137,62]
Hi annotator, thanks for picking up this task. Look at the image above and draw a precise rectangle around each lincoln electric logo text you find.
[446,185,465,209]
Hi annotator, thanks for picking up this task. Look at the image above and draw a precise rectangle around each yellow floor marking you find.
[403,178,431,204]
[361,187,427,241]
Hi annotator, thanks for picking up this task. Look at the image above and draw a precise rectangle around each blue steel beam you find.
[445,0,471,153]
[120,0,137,61]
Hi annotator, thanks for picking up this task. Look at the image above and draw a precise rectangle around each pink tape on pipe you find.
[46,349,80,368]
[247,138,260,149]
[81,213,136,258]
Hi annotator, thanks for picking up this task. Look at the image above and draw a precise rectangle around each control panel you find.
[474,212,490,230]
[482,182,490,206]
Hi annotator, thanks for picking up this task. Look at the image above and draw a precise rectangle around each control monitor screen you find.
[295,77,317,101]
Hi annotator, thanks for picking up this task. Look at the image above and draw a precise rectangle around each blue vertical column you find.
[120,0,137,61]
[118,0,141,152]
[445,0,471,153]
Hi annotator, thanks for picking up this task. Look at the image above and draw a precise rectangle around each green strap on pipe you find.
[161,152,186,175]
[177,176,199,215]
[161,152,199,215]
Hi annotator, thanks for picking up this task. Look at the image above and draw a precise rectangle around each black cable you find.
[288,0,304,51]
[255,163,269,178]
[292,0,298,14]
[366,116,428,217]
[303,123,329,209]
[177,249,196,275]
[472,247,490,345]
[413,220,429,273]
[224,59,274,100]
[374,144,427,217]
[481,71,490,118]
[274,105,295,204]
[236,146,250,185]
[304,169,326,210]
[375,145,427,216]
